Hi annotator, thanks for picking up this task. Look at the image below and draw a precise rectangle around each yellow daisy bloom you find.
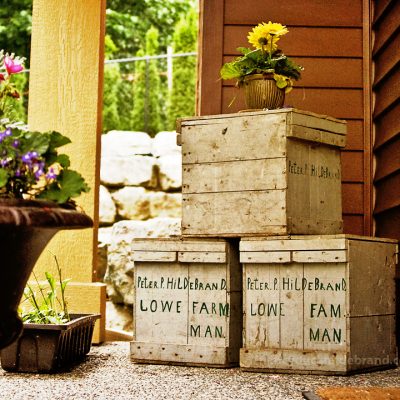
[247,22,289,52]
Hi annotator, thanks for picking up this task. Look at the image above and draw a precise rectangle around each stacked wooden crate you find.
[131,108,398,373]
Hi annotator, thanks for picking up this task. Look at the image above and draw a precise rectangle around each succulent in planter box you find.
[1,256,100,373]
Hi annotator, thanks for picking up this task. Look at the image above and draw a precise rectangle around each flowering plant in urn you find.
[0,50,89,205]
[220,22,303,109]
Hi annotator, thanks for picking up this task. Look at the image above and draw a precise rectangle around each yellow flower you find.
[247,22,289,52]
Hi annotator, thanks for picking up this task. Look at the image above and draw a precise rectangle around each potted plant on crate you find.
[220,21,303,110]
[0,50,93,349]
[1,256,100,373]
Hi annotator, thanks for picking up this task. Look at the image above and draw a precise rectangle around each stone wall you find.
[98,130,182,330]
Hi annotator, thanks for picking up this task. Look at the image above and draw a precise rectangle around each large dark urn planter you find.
[0,199,93,349]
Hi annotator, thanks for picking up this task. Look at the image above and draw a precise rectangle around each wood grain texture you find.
[132,239,242,367]
[197,0,224,115]
[342,183,364,214]
[221,57,363,89]
[374,102,400,149]
[240,236,397,373]
[29,0,105,283]
[374,139,400,181]
[372,0,400,55]
[341,151,364,182]
[373,0,400,239]
[224,26,363,57]
[224,0,362,27]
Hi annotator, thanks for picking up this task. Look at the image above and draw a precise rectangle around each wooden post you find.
[28,0,106,342]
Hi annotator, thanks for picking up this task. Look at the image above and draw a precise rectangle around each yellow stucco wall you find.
[28,0,106,342]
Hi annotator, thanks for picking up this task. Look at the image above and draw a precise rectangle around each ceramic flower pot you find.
[243,73,285,110]
[0,199,93,349]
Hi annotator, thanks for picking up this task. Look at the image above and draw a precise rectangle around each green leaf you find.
[39,169,90,204]
[236,47,252,55]
[220,63,242,80]
[45,271,56,292]
[55,154,71,168]
[0,169,9,188]
[21,131,51,155]
[48,131,71,150]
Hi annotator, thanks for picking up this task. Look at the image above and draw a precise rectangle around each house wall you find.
[372,0,400,241]
[198,0,373,236]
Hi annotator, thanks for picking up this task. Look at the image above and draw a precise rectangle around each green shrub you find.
[168,8,197,129]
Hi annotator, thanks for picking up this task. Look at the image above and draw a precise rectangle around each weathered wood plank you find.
[132,239,227,252]
[289,125,346,148]
[348,239,397,316]
[131,342,232,366]
[182,191,287,236]
[240,349,347,373]
[178,251,226,263]
[292,250,347,263]
[240,251,291,264]
[133,251,177,262]
[181,112,287,164]
[240,238,348,252]
[183,158,287,193]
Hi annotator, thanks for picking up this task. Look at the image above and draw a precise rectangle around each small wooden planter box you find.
[178,109,346,237]
[130,238,242,367]
[239,235,398,375]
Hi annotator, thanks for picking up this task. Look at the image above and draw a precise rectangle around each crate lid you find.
[132,238,228,263]
[177,109,347,148]
[240,234,398,264]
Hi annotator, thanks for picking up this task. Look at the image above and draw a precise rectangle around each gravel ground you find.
[0,342,399,400]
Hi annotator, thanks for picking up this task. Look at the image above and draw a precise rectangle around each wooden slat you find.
[133,252,177,262]
[343,215,364,235]
[222,88,364,119]
[221,57,363,89]
[372,0,400,55]
[374,102,400,148]
[178,251,226,263]
[341,151,364,182]
[373,66,400,118]
[345,120,364,151]
[132,239,227,252]
[342,183,364,214]
[183,158,287,193]
[223,26,363,57]
[224,0,362,27]
[373,30,400,86]
[374,172,400,213]
[375,207,400,240]
[375,139,400,182]
[373,0,395,24]
[292,250,347,263]
[240,238,347,252]
[197,0,224,115]
[240,251,291,264]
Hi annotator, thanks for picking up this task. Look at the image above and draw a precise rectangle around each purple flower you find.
[12,139,19,148]
[35,168,44,179]
[0,158,9,167]
[4,128,11,137]
[46,167,58,180]
[15,170,21,177]
[21,153,32,164]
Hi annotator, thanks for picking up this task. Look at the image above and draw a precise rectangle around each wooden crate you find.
[178,108,346,237]
[130,238,242,367]
[240,235,398,375]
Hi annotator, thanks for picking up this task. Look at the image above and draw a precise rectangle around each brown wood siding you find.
[372,0,400,240]
[198,0,371,235]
